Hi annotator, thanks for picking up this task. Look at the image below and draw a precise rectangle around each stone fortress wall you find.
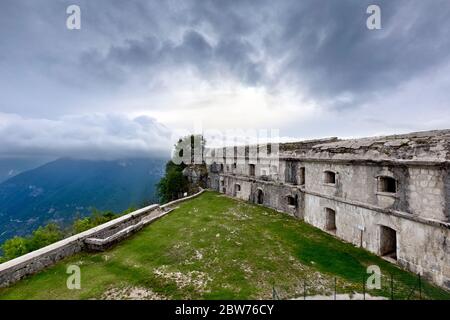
[206,130,450,290]
[1,129,448,291]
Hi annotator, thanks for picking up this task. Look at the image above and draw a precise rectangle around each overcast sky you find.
[1,0,450,159]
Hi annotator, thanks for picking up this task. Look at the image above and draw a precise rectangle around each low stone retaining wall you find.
[160,188,205,209]
[84,208,174,252]
[0,188,205,288]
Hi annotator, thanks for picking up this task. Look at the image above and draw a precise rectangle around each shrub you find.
[72,209,120,233]
[1,237,30,261]
[73,217,96,233]
[0,208,131,262]
[0,223,63,261]
[28,223,64,252]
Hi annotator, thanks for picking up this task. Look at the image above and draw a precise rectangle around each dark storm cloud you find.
[57,0,450,109]
[273,0,450,108]
[0,0,450,158]
[78,28,265,88]
[3,0,449,109]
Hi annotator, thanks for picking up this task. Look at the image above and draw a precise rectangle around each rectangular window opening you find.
[324,171,336,184]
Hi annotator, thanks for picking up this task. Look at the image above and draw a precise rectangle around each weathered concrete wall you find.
[217,174,304,219]
[224,176,253,201]
[407,167,447,221]
[205,129,450,291]
[446,169,450,220]
[208,160,450,290]
[208,172,221,192]
[303,162,448,221]
[304,162,404,209]
[304,193,450,289]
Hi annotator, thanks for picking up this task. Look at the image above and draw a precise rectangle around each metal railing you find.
[271,272,434,300]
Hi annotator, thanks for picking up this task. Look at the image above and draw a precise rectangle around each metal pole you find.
[390,274,394,300]
[304,279,306,300]
[334,277,337,300]
[418,274,422,300]
[272,286,280,300]
[360,230,363,248]
[363,274,366,300]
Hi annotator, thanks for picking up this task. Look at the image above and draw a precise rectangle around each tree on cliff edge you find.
[156,160,188,203]
[157,135,205,203]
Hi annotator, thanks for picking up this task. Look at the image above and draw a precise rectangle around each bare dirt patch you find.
[102,286,166,300]
[293,293,387,300]
[153,265,212,293]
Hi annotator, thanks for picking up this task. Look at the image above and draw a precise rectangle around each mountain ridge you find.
[0,157,166,243]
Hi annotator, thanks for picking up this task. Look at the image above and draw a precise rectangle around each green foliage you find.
[72,218,94,234]
[27,224,64,252]
[157,160,189,203]
[0,237,30,262]
[0,208,132,262]
[72,209,120,233]
[0,224,63,262]
[157,134,206,204]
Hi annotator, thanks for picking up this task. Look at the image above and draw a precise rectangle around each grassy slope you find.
[0,191,448,300]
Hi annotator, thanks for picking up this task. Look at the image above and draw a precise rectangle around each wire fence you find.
[271,272,446,300]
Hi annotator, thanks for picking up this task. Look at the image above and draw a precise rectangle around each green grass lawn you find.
[0,191,449,300]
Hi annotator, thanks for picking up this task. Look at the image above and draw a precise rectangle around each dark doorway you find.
[249,164,256,176]
[325,208,336,232]
[287,195,296,206]
[299,167,305,185]
[380,226,397,260]
[285,161,298,185]
[234,184,241,196]
[256,189,264,204]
